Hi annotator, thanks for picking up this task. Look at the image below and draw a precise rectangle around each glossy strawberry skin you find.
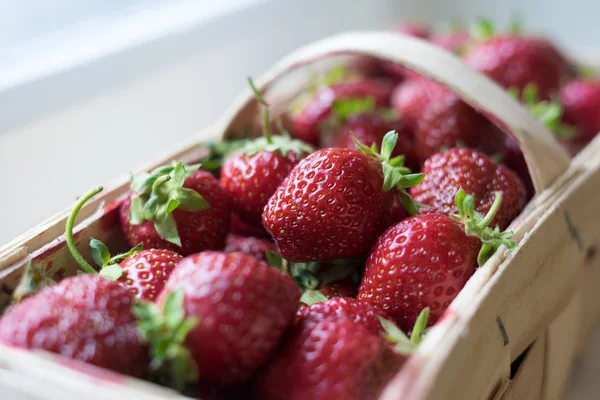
[411,148,527,229]
[560,79,600,144]
[0,275,148,377]
[157,252,300,385]
[328,112,418,169]
[119,248,182,301]
[220,150,298,227]
[291,80,393,145]
[319,279,359,299]
[224,234,276,263]
[300,297,385,335]
[120,170,231,256]
[358,214,480,331]
[256,302,404,400]
[263,148,393,262]
[391,78,488,163]
[464,35,564,99]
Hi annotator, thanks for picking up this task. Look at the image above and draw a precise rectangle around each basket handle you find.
[217,31,570,193]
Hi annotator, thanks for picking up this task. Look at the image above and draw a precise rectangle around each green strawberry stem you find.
[353,131,424,216]
[247,77,273,144]
[453,188,517,266]
[379,307,430,355]
[65,186,103,274]
[133,289,199,391]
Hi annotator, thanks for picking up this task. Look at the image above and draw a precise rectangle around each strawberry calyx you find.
[469,17,496,42]
[65,186,144,280]
[128,161,210,247]
[243,77,314,158]
[133,289,199,391]
[12,260,55,302]
[353,131,425,215]
[452,188,517,266]
[509,83,576,139]
[378,307,430,355]
[300,289,329,306]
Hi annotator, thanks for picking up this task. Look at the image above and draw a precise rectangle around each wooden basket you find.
[0,31,597,400]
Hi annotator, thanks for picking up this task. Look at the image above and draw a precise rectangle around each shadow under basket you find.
[1,31,600,400]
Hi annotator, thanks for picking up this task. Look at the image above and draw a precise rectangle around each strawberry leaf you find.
[410,307,430,345]
[300,290,328,306]
[452,188,517,266]
[134,290,199,391]
[155,214,182,247]
[98,264,124,280]
[90,238,111,268]
[331,97,375,123]
[470,18,495,41]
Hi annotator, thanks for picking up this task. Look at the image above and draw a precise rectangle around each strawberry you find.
[411,148,527,229]
[327,109,417,169]
[224,234,276,262]
[221,79,313,227]
[255,299,429,400]
[502,136,535,198]
[263,131,423,262]
[359,190,516,331]
[62,186,183,302]
[120,161,231,255]
[463,20,566,99]
[134,251,300,389]
[319,279,358,299]
[560,79,600,145]
[431,30,470,53]
[230,212,270,237]
[290,79,394,145]
[391,77,491,162]
[391,22,431,39]
[0,274,148,377]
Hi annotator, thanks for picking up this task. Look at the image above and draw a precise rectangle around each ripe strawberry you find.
[560,79,600,145]
[319,279,358,299]
[263,132,423,262]
[392,77,495,163]
[327,111,417,169]
[255,299,429,400]
[135,252,300,389]
[290,79,394,145]
[411,148,527,229]
[0,274,148,377]
[221,79,313,228]
[120,161,231,255]
[61,186,183,302]
[502,136,535,198]
[230,212,270,237]
[464,23,566,99]
[431,30,470,53]
[359,190,516,331]
[224,234,276,262]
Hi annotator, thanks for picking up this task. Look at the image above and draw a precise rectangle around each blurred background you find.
[0,0,598,397]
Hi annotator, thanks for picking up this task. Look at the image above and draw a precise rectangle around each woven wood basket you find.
[0,32,597,400]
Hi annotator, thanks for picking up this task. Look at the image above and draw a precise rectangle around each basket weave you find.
[0,32,597,400]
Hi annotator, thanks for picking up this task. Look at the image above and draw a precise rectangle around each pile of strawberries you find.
[0,17,597,400]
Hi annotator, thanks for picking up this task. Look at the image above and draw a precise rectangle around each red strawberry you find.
[502,136,535,198]
[431,31,470,53]
[230,212,270,237]
[464,34,564,99]
[0,274,148,377]
[560,79,600,144]
[359,191,516,331]
[263,132,423,262]
[136,252,300,388]
[319,279,358,299]
[301,296,384,335]
[255,300,428,400]
[221,79,313,227]
[391,22,431,39]
[60,186,183,302]
[224,234,276,262]
[391,78,491,162]
[328,111,417,169]
[120,162,231,256]
[411,148,526,229]
[290,79,394,145]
